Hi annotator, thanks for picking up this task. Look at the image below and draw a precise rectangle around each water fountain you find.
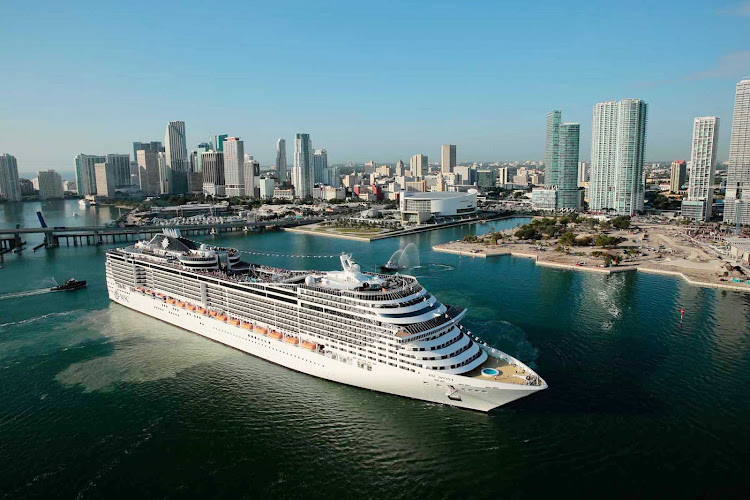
[380,243,420,272]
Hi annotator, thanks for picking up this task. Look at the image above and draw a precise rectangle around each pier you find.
[0,218,323,249]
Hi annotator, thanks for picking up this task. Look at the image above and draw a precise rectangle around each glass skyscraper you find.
[723,79,750,226]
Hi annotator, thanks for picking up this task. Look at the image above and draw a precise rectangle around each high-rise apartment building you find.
[557,122,581,210]
[589,99,648,215]
[164,121,188,194]
[577,162,589,186]
[441,144,456,174]
[544,111,561,186]
[410,154,428,178]
[94,162,117,198]
[293,133,313,199]
[723,79,750,225]
[276,138,287,183]
[670,160,687,194]
[137,149,161,196]
[244,154,259,197]
[201,151,225,196]
[0,153,21,201]
[37,170,63,199]
[190,143,211,173]
[223,137,245,197]
[313,149,328,184]
[682,117,720,220]
[105,154,131,188]
[74,154,106,196]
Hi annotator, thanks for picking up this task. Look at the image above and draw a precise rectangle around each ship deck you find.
[464,355,535,385]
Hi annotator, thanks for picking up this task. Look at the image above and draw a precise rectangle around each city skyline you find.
[1,1,748,175]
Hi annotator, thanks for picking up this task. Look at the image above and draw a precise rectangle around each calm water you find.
[1,201,749,498]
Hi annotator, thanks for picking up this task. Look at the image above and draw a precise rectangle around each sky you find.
[1,0,749,178]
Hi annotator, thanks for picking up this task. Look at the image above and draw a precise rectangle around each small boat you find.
[255,326,269,335]
[380,254,407,273]
[176,301,185,307]
[136,286,145,292]
[51,278,87,292]
[216,314,227,321]
[186,304,196,311]
[209,310,218,317]
[268,330,282,339]
[284,336,299,345]
[228,318,240,326]
[196,307,207,314]
[241,322,253,330]
[166,298,176,304]
[78,199,90,208]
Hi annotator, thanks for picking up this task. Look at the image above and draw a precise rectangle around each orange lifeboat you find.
[216,314,227,321]
[241,322,253,330]
[166,298,176,304]
[268,330,282,340]
[196,307,207,314]
[136,286,145,292]
[186,304,196,311]
[156,292,166,298]
[228,318,240,326]
[301,340,317,350]
[255,326,268,335]
[208,310,218,317]
[283,336,299,345]
[145,289,154,295]
[176,301,185,307]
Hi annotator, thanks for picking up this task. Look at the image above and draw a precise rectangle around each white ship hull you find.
[107,279,544,412]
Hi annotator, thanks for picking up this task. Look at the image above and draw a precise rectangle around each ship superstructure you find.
[105,229,546,411]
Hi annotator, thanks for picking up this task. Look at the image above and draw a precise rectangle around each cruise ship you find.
[105,229,546,411]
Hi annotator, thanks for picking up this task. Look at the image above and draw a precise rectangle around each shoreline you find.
[284,214,527,242]
[433,245,750,292]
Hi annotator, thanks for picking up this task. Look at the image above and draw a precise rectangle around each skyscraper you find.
[670,160,687,194]
[410,154,428,178]
[293,133,313,199]
[441,144,456,174]
[94,162,116,198]
[723,79,750,225]
[213,134,228,152]
[557,122,581,210]
[201,151,225,196]
[106,154,131,188]
[0,153,21,201]
[544,111,561,186]
[313,149,328,184]
[164,121,188,194]
[132,141,163,161]
[137,149,160,196]
[74,154,106,196]
[244,154,258,197]
[223,137,245,197]
[190,143,211,173]
[577,162,589,186]
[589,99,648,215]
[37,170,63,199]
[682,118,720,220]
[275,138,287,182]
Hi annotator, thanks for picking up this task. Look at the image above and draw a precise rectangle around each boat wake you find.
[0,310,77,329]
[0,288,53,301]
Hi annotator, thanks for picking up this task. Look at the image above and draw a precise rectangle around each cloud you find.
[686,51,750,80]
[717,1,750,16]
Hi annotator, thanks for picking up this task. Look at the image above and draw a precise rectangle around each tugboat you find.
[379,256,407,273]
[51,278,87,292]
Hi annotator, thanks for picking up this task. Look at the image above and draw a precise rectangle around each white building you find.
[682,117,720,220]
[74,154,106,196]
[223,137,245,197]
[244,154,258,198]
[94,162,116,198]
[589,99,648,215]
[410,154,428,178]
[107,153,131,188]
[293,133,313,199]
[137,150,160,196]
[0,153,21,201]
[37,170,64,199]
[275,138,287,183]
[577,162,589,185]
[400,189,477,223]
[273,187,294,201]
[258,177,276,200]
[441,144,456,174]
[724,79,750,225]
